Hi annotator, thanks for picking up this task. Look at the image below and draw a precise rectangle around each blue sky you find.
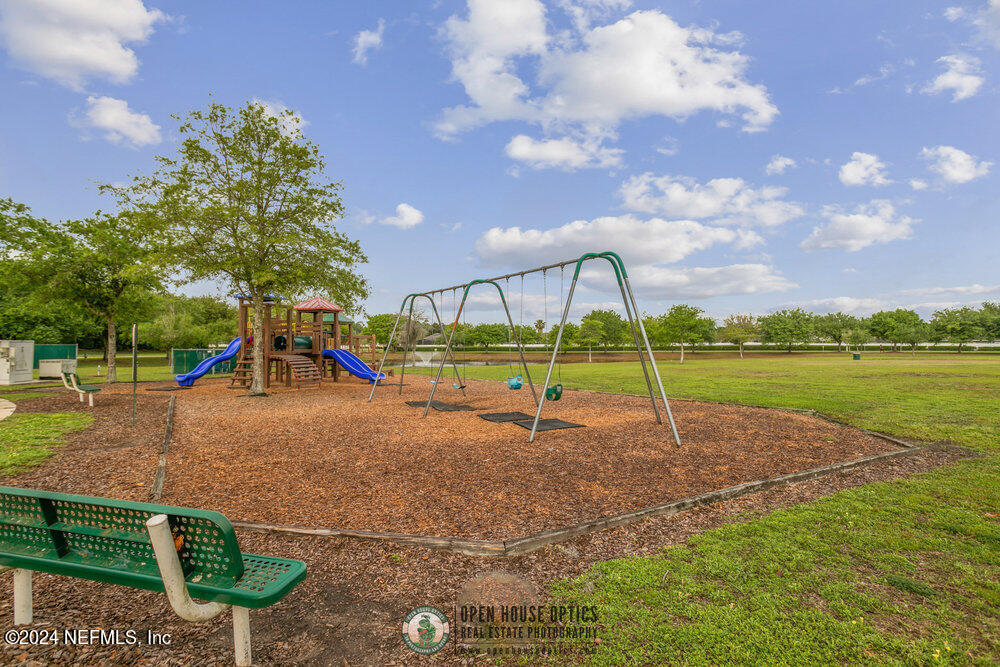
[1,0,998,324]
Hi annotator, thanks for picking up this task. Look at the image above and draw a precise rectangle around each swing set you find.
[368,251,681,446]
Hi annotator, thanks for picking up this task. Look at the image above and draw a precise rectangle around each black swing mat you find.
[404,400,477,411]
[512,418,585,431]
[479,411,534,423]
[146,386,191,391]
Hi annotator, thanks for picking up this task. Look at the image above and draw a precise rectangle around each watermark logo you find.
[401,606,450,655]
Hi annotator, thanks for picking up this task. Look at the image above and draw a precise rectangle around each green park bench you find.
[60,372,101,407]
[0,486,306,665]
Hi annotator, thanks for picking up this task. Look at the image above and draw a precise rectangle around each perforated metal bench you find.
[0,486,306,665]
[60,372,101,406]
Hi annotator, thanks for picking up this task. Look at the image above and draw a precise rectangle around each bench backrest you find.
[0,486,244,587]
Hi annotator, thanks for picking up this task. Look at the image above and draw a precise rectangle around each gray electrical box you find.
[0,340,34,385]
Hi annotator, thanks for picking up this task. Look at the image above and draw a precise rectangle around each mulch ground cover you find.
[158,377,900,541]
[0,380,967,666]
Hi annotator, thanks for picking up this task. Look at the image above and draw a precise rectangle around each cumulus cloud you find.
[765,155,796,175]
[352,18,385,65]
[899,283,1000,297]
[838,152,891,187]
[475,214,756,267]
[378,203,425,229]
[922,54,984,101]
[790,296,888,316]
[504,134,623,170]
[945,1,1000,50]
[0,0,165,90]
[586,263,795,299]
[618,173,804,227]
[920,145,992,184]
[75,95,160,147]
[435,2,777,159]
[800,200,916,252]
[909,178,929,191]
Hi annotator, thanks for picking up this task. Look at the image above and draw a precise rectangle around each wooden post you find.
[332,313,340,382]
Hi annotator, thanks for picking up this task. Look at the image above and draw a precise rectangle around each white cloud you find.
[838,152,892,187]
[475,214,755,268]
[920,145,992,184]
[584,263,795,299]
[791,296,888,316]
[947,1,1000,50]
[0,0,165,90]
[380,203,425,229]
[252,98,307,135]
[800,200,916,252]
[922,54,984,101]
[854,63,894,87]
[435,4,777,144]
[765,155,796,175]
[557,0,632,33]
[352,18,385,65]
[504,134,623,170]
[909,178,928,191]
[76,95,160,147]
[618,173,804,227]
[899,283,1000,297]
[655,136,679,156]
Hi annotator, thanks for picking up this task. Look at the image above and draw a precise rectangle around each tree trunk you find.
[250,297,267,396]
[105,320,117,383]
[739,342,744,359]
[837,341,842,352]
[958,342,963,353]
[679,342,685,364]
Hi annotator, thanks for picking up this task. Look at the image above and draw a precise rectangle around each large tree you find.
[656,304,716,364]
[814,312,857,351]
[107,101,368,395]
[720,313,758,359]
[930,307,983,353]
[581,309,628,351]
[759,308,813,352]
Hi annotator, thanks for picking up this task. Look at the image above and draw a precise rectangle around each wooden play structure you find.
[230,296,371,389]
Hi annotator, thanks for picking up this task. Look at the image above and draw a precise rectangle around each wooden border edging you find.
[232,424,921,557]
[148,395,175,502]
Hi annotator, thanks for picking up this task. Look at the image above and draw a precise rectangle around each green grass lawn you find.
[408,353,1000,663]
[0,412,92,476]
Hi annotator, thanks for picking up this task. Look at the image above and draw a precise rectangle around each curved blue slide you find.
[322,349,386,383]
[175,337,242,386]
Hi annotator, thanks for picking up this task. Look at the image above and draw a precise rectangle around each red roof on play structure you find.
[293,296,343,312]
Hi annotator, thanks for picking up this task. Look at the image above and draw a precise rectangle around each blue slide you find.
[175,337,242,386]
[322,348,387,383]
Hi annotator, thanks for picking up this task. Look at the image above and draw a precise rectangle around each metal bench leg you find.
[233,606,251,666]
[88,393,93,407]
[78,393,84,402]
[146,515,230,622]
[14,569,31,625]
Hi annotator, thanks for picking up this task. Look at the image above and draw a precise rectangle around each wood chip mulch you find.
[161,378,899,540]
[0,380,972,664]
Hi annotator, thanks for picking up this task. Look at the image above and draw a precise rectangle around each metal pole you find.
[420,294,466,397]
[528,276,579,442]
[611,276,661,424]
[368,300,407,402]
[398,298,416,395]
[621,274,681,447]
[13,569,31,625]
[423,289,466,417]
[131,323,137,426]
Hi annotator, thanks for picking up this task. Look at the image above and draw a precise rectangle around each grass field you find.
[0,412,92,476]
[407,353,1000,663]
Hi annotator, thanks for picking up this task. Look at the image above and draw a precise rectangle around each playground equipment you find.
[176,296,383,388]
[370,251,681,446]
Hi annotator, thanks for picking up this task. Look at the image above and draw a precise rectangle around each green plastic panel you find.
[33,344,77,369]
[171,349,236,375]
[0,486,307,607]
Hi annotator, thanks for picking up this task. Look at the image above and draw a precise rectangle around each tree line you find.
[361,303,1000,362]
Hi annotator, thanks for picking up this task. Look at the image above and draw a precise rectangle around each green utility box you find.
[171,348,236,375]
[852,353,861,360]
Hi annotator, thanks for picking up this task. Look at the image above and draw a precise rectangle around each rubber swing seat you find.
[507,375,523,390]
[545,384,563,401]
